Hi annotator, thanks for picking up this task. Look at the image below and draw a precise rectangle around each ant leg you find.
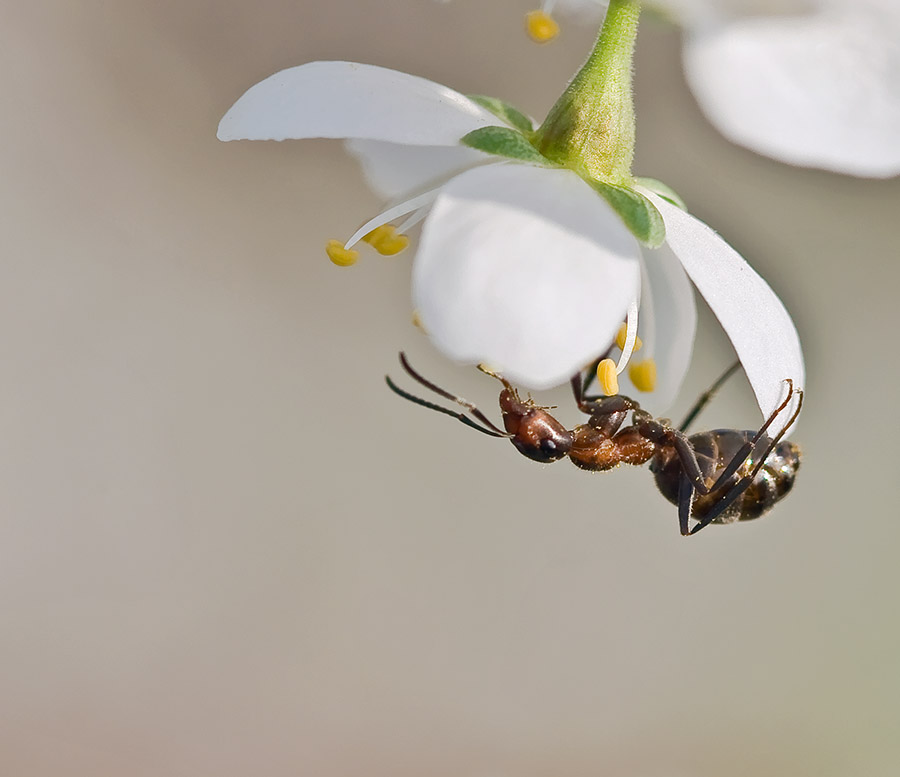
[398,353,510,436]
[697,380,799,497]
[679,361,741,433]
[579,355,604,399]
[689,388,804,534]
[570,368,641,421]
[678,474,694,536]
[570,350,614,411]
[385,376,509,438]
[633,412,712,496]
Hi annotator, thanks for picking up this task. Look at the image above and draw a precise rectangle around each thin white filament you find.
[615,299,639,374]
[343,188,441,250]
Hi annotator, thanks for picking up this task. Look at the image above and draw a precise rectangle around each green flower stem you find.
[534,0,641,184]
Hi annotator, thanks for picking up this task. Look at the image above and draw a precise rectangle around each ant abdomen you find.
[652,430,802,524]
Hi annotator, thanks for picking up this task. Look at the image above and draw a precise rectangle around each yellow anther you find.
[597,358,619,396]
[326,239,359,267]
[362,224,394,248]
[374,235,409,255]
[363,224,409,256]
[629,359,657,393]
[615,323,643,352]
[525,10,560,42]
[411,310,427,333]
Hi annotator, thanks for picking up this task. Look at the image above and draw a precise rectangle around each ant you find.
[386,352,802,536]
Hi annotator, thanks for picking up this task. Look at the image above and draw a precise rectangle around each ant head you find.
[499,388,574,463]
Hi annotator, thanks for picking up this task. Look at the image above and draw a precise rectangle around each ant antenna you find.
[385,353,512,438]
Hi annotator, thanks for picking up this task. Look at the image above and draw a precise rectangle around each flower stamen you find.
[614,299,639,375]
[363,224,410,256]
[615,322,642,353]
[525,8,560,42]
[629,359,657,392]
[343,188,441,251]
[411,310,427,333]
[597,358,619,396]
[326,239,359,267]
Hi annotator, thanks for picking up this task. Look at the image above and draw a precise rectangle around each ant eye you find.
[540,439,558,454]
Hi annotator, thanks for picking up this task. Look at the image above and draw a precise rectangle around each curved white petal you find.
[617,246,697,415]
[683,8,900,176]
[648,194,804,436]
[218,61,497,145]
[344,140,487,200]
[413,165,642,389]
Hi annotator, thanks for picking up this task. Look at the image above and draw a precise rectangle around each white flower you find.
[672,0,900,177]
[467,0,900,177]
[218,61,804,434]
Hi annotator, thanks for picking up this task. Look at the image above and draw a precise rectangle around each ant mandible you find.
[386,352,803,536]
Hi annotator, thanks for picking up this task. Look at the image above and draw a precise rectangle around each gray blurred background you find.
[2,1,899,775]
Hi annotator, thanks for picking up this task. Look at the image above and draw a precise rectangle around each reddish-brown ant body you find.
[386,353,802,535]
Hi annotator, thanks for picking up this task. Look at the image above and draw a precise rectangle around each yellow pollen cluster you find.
[597,358,619,396]
[615,322,642,353]
[525,10,560,42]
[629,359,657,392]
[363,224,409,256]
[326,239,359,267]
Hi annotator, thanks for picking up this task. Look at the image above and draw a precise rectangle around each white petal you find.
[218,61,497,145]
[413,165,642,390]
[616,246,697,415]
[654,1,814,24]
[344,140,487,200]
[683,8,900,176]
[648,194,804,436]
[553,0,608,21]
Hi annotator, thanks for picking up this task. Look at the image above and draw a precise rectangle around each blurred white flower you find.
[453,0,900,176]
[218,61,804,432]
[672,0,900,177]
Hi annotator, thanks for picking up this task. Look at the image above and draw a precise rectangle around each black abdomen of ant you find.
[652,429,801,525]
[386,354,802,536]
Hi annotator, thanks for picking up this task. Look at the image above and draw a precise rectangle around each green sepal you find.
[468,95,534,134]
[461,126,554,166]
[588,180,666,248]
[633,176,687,211]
